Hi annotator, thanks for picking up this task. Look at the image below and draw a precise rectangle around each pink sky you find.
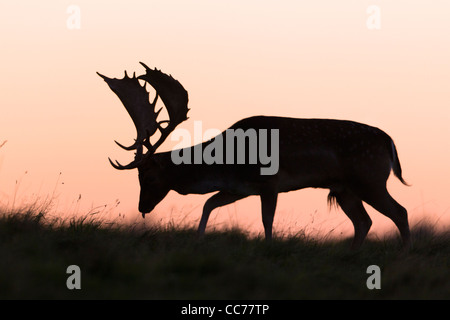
[1,1,449,238]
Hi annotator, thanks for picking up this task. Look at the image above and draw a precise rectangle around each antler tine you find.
[96,72,109,81]
[139,61,151,70]
[108,157,139,170]
[107,142,145,170]
[114,140,140,151]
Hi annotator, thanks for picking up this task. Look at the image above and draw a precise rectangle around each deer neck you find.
[159,151,225,195]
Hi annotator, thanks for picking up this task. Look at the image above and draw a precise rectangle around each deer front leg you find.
[198,191,247,237]
[260,191,278,241]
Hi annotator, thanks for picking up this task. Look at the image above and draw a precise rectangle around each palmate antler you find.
[98,62,189,169]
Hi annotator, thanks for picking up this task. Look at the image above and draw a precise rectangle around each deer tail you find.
[390,139,410,186]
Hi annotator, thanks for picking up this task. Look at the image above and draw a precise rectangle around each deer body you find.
[144,116,393,196]
[138,116,410,249]
[99,63,411,249]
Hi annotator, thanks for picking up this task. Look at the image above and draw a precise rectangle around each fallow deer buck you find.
[98,63,411,249]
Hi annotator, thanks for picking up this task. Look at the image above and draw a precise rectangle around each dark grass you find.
[0,206,449,299]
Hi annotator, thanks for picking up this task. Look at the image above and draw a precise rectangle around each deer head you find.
[97,62,189,169]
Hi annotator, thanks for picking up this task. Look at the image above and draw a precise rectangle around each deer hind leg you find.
[198,191,247,237]
[359,186,411,249]
[260,191,278,241]
[330,189,372,250]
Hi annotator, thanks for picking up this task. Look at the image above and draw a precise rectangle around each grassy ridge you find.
[0,207,449,299]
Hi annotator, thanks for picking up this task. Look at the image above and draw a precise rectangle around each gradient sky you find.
[1,1,449,237]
